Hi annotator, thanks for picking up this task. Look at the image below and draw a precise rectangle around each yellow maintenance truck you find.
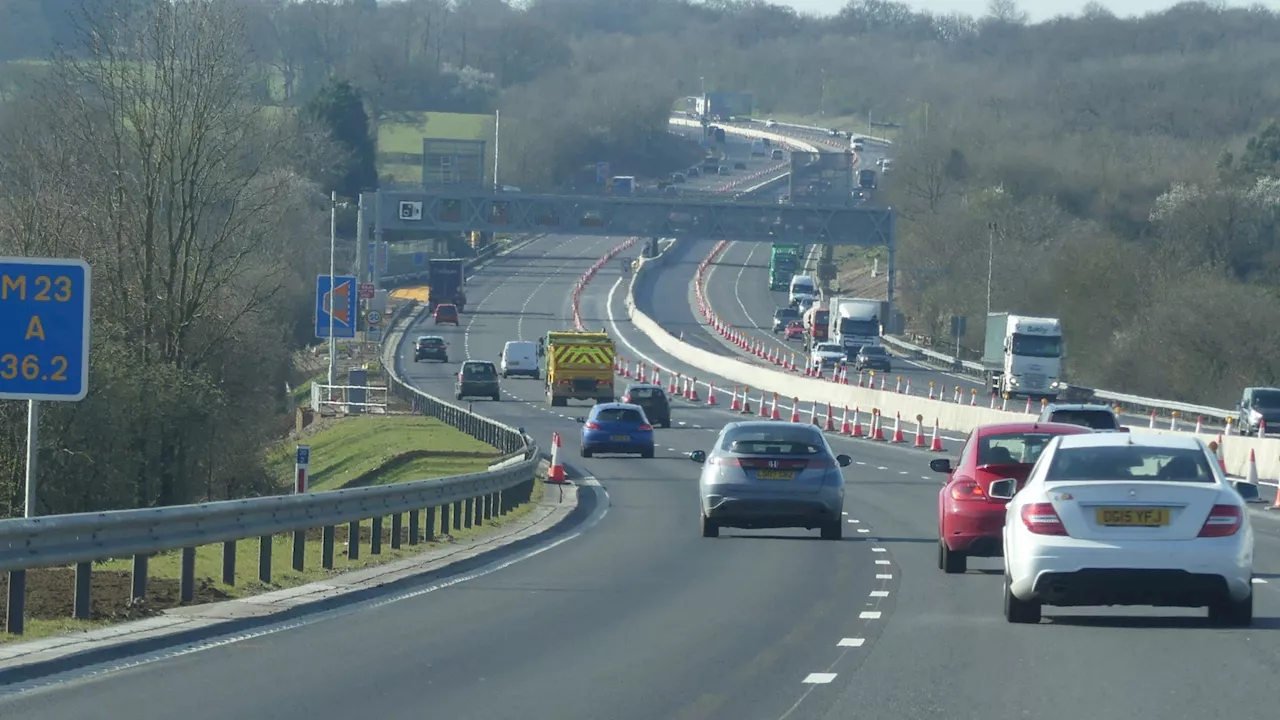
[544,331,616,406]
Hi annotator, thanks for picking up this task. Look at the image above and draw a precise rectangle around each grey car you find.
[690,421,851,540]
[1037,403,1124,432]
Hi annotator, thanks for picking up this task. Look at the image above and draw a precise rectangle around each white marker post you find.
[295,445,310,494]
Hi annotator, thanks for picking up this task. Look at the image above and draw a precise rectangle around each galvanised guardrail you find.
[0,291,541,636]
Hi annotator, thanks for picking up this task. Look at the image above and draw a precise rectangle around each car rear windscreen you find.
[1050,410,1117,429]
[629,388,662,399]
[979,433,1063,466]
[721,427,823,455]
[1045,446,1215,483]
[419,338,443,347]
[463,364,495,378]
[597,408,645,423]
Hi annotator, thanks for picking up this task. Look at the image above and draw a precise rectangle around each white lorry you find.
[982,313,1066,401]
[828,297,883,358]
[788,274,817,307]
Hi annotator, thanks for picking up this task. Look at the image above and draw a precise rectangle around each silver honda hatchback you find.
[690,421,851,540]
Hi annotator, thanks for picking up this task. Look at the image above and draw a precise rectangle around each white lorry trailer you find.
[828,298,883,358]
[982,313,1066,401]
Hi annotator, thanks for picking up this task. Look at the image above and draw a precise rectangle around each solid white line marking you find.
[898,471,908,475]
[876,574,893,579]
[803,673,838,684]
[872,547,886,553]
[875,559,891,565]
[842,511,848,515]
[856,528,870,533]
[848,519,860,523]
[855,461,867,466]
[1253,578,1268,584]
[870,590,889,597]
[838,638,865,647]
[859,611,882,619]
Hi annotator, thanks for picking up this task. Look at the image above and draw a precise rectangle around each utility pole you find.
[986,221,997,317]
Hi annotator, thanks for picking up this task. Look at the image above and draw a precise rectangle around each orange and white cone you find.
[891,413,905,443]
[688,378,700,402]
[730,386,741,411]
[824,403,835,431]
[547,433,567,483]
[851,407,864,437]
[913,418,926,447]
[872,412,886,441]
[759,393,769,417]
[930,419,945,452]
[808,403,818,426]
[840,406,852,435]
[771,393,781,420]
[790,399,801,423]
[706,381,717,405]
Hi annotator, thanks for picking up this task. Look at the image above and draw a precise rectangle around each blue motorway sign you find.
[0,257,92,401]
[296,445,310,466]
[315,275,357,339]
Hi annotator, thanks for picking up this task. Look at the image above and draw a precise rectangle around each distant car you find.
[765,119,778,128]
[718,166,730,175]
[621,383,671,428]
[687,167,700,178]
[930,422,1093,574]
[784,321,805,341]
[771,148,784,160]
[1038,403,1125,432]
[455,360,500,401]
[691,421,851,539]
[772,307,800,332]
[414,335,448,363]
[810,342,844,370]
[996,432,1254,626]
[577,402,655,458]
[1235,386,1280,436]
[854,345,892,372]
[434,304,459,325]
[671,172,686,183]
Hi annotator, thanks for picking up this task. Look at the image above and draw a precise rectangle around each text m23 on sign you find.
[0,256,92,402]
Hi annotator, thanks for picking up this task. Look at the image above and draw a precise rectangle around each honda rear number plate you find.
[610,435,630,441]
[756,470,795,481]
[1096,508,1170,527]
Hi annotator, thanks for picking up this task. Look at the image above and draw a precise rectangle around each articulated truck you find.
[769,243,801,290]
[425,258,467,313]
[982,312,1065,401]
[828,298,884,357]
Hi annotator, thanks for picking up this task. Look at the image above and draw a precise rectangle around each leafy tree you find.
[304,78,378,198]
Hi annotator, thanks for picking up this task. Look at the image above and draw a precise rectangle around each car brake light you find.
[1021,503,1067,535]
[621,395,631,402]
[710,457,741,467]
[950,480,986,501]
[584,422,600,430]
[807,457,834,468]
[637,424,652,431]
[1198,504,1243,537]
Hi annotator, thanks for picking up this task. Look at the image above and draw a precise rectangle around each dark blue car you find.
[577,403,655,458]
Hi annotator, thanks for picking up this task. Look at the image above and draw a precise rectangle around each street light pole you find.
[327,190,337,391]
[986,221,997,317]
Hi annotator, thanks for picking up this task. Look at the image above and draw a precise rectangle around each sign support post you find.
[24,400,39,518]
[295,445,310,494]
[327,191,338,392]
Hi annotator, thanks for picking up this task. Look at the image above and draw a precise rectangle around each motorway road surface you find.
[5,231,1280,720]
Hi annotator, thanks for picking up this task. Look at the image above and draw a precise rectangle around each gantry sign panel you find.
[376,190,894,247]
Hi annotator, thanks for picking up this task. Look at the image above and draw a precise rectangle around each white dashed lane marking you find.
[872,548,887,553]
[870,590,889,598]
[803,673,838,684]
[838,638,865,647]
[859,611,882,620]
[875,560,891,565]
[876,574,893,579]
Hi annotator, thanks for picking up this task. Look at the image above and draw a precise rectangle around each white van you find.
[789,274,817,305]
[500,340,539,379]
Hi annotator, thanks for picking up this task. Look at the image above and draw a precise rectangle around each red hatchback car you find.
[784,320,805,341]
[434,303,459,325]
[932,421,1093,574]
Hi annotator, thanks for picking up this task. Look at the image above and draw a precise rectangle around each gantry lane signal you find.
[315,275,357,339]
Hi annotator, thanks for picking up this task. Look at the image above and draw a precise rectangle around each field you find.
[0,414,538,642]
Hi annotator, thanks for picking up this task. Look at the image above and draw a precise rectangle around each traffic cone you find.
[1148,410,1156,428]
[668,373,679,394]
[809,404,818,425]
[759,393,769,417]
[824,403,835,431]
[840,406,852,435]
[851,407,864,437]
[1024,397,1032,413]
[771,393,781,420]
[790,399,800,423]
[547,433,567,483]
[930,419,944,452]
[872,412,886,441]
[689,378,700,402]
[705,381,716,405]
[729,386,741,411]
[1246,448,1260,488]
[1194,415,1203,434]
[913,418,926,447]
[891,413,905,443]
[741,393,753,414]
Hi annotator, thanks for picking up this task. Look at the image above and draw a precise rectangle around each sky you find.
[776,0,1280,22]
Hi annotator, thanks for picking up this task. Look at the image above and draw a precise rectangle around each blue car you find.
[577,402,656,458]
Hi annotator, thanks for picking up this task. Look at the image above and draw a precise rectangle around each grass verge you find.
[0,415,543,643]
